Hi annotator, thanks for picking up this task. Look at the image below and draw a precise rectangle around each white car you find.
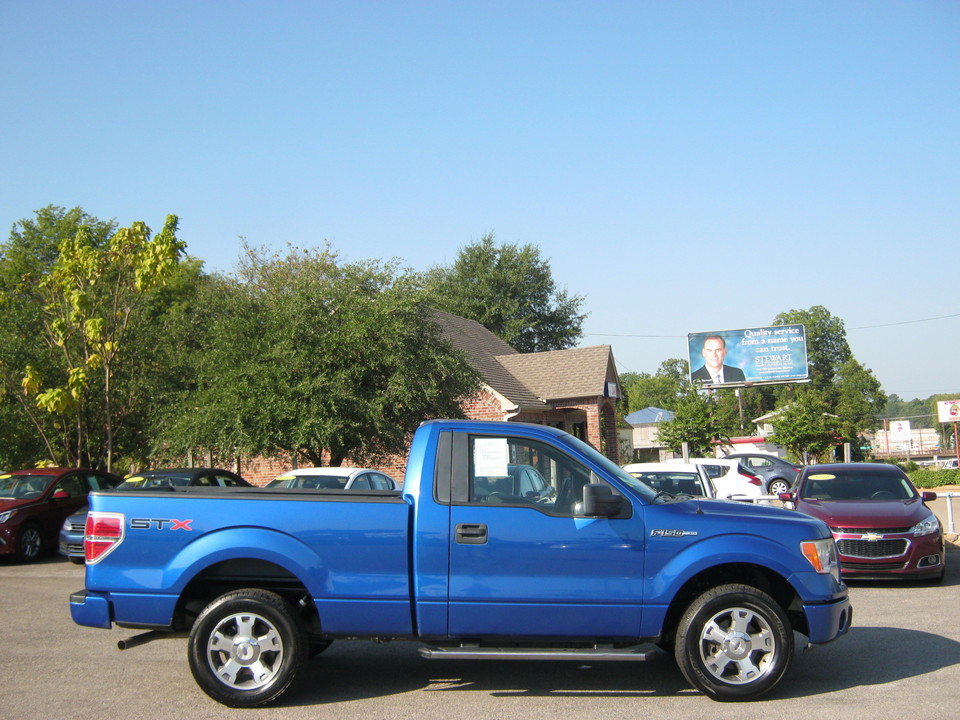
[622,462,716,498]
[265,467,400,490]
[666,457,764,500]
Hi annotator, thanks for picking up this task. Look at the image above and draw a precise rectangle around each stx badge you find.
[130,518,194,531]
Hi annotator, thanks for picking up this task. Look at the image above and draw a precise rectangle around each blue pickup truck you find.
[71,420,851,707]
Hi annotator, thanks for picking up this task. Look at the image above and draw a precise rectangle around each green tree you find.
[20,213,184,469]
[156,244,482,467]
[773,305,851,391]
[619,359,690,417]
[834,358,886,455]
[0,207,118,467]
[424,234,586,353]
[770,390,841,463]
[655,384,729,457]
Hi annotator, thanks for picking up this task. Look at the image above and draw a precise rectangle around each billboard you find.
[688,325,809,388]
[936,399,960,423]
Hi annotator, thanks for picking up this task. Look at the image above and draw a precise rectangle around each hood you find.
[797,497,931,529]
[0,496,37,513]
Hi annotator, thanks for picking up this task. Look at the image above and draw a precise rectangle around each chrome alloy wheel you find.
[206,612,285,690]
[698,606,777,685]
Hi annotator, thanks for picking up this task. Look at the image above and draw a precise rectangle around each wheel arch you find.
[173,557,322,640]
[658,562,806,648]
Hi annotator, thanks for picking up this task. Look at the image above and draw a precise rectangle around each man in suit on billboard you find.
[691,335,745,384]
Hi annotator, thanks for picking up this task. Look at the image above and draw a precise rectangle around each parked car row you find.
[1,468,123,562]
[10,453,944,584]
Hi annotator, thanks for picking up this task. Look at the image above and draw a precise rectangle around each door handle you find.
[455,523,488,545]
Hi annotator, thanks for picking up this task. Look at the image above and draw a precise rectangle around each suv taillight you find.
[85,512,125,564]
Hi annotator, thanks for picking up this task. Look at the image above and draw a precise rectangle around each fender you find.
[649,532,806,602]
[163,526,326,597]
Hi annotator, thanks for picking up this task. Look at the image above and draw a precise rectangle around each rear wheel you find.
[674,584,792,701]
[767,479,791,496]
[188,589,308,707]
[16,524,42,563]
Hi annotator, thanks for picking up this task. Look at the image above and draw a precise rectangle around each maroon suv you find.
[0,468,121,562]
[782,463,944,582]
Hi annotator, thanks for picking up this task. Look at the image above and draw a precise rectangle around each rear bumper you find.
[70,589,113,629]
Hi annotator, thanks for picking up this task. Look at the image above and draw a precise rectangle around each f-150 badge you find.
[651,529,698,537]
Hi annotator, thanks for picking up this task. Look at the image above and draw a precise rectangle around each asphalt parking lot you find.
[2,538,959,720]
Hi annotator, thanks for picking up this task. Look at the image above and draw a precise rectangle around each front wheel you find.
[674,584,793,701]
[188,589,308,707]
[16,524,42,563]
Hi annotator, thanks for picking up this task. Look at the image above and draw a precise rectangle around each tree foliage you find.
[424,234,586,353]
[154,244,482,467]
[18,212,185,469]
[770,389,841,463]
[655,384,729,457]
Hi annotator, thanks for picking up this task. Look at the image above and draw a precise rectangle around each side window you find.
[56,475,86,498]
[702,464,724,479]
[369,473,393,490]
[214,473,242,487]
[85,473,115,491]
[468,435,592,516]
[351,476,372,490]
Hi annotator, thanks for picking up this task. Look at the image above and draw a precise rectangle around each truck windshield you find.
[556,434,660,503]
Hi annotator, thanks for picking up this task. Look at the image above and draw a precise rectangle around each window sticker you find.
[808,473,836,480]
[474,438,509,477]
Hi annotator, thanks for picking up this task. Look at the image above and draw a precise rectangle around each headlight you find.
[911,514,940,537]
[800,538,841,581]
[0,509,15,524]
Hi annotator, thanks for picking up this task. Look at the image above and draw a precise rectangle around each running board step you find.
[419,645,657,662]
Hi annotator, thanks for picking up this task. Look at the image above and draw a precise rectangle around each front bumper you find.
[803,595,853,645]
[836,530,944,579]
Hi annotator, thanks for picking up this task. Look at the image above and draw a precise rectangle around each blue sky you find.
[2,1,958,403]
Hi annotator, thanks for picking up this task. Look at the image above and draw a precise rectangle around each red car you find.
[782,463,944,582]
[0,468,122,562]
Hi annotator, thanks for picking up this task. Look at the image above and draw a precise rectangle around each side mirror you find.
[53,490,70,500]
[921,491,938,502]
[582,483,623,517]
[778,491,795,502]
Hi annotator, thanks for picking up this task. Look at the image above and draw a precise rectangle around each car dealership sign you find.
[688,324,810,387]
[936,399,960,423]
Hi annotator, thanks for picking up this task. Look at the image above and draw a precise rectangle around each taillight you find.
[85,512,125,564]
[741,472,763,487]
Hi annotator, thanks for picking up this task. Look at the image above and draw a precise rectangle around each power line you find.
[585,310,960,339]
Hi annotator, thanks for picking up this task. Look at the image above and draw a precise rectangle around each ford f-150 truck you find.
[70,420,851,707]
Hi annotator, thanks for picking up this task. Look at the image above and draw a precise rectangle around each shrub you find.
[908,468,960,489]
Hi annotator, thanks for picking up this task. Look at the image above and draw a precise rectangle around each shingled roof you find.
[430,310,616,410]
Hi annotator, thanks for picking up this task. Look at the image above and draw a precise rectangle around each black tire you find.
[188,589,308,708]
[16,524,43,563]
[674,584,793,701]
[69,557,86,565]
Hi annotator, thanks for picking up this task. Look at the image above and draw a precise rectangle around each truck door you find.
[447,431,645,639]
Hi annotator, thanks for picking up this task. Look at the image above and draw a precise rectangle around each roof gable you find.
[430,310,617,407]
